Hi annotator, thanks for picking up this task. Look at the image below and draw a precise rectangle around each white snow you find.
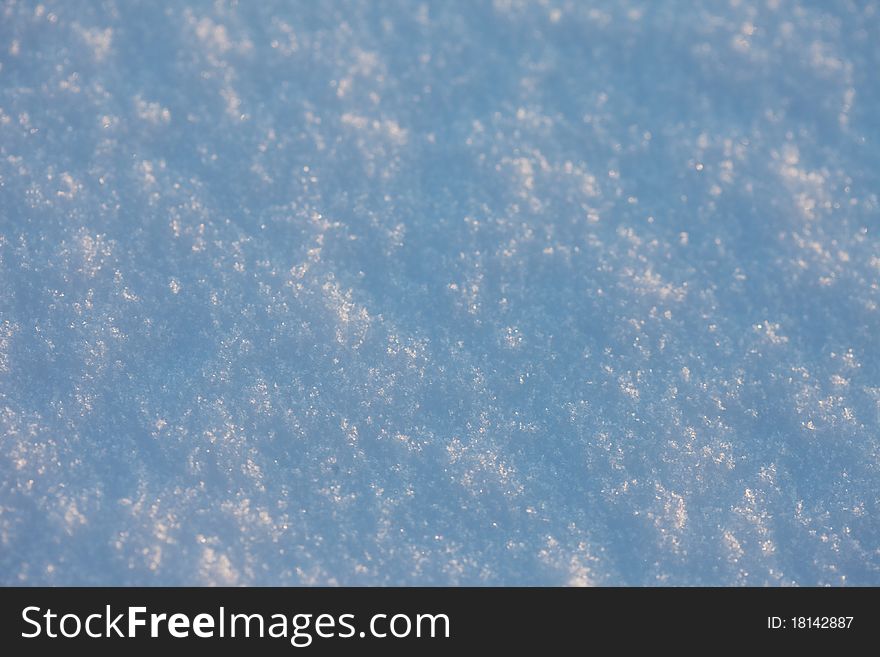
[0,0,878,585]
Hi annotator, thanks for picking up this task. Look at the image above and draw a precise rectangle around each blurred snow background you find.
[1,0,878,585]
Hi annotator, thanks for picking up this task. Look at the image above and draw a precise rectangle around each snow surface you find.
[1,0,879,585]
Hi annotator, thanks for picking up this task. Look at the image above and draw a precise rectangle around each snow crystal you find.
[0,0,878,585]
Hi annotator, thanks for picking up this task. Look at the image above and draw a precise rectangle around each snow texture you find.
[1,0,879,585]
